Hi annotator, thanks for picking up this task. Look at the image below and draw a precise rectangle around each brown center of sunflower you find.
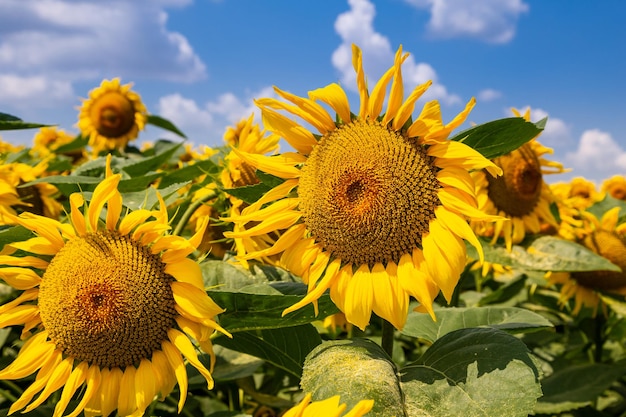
[232,161,260,188]
[486,143,543,217]
[572,230,626,290]
[14,183,45,216]
[299,119,440,267]
[39,230,176,368]
[608,186,626,201]
[89,91,136,138]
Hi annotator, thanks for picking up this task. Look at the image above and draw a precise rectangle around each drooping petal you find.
[309,83,352,125]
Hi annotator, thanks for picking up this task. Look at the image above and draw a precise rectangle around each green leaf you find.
[301,339,404,417]
[449,117,545,159]
[211,346,264,381]
[214,324,321,378]
[223,183,273,205]
[401,327,542,417]
[0,112,52,130]
[0,226,34,251]
[20,175,102,194]
[208,284,340,332]
[467,236,621,272]
[587,194,626,220]
[117,173,163,193]
[158,159,219,189]
[535,363,626,414]
[120,141,182,177]
[147,114,187,138]
[203,260,339,331]
[52,135,89,153]
[478,274,528,306]
[401,306,553,343]
[122,181,190,211]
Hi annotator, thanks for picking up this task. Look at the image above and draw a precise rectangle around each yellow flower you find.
[283,393,374,417]
[548,207,626,315]
[31,127,82,160]
[0,155,230,417]
[601,175,626,201]
[220,115,282,267]
[472,107,566,251]
[223,44,501,330]
[77,78,147,155]
[0,135,24,154]
[550,177,600,241]
[0,160,62,224]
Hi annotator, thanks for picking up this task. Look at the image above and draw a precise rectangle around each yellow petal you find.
[9,350,61,414]
[135,359,157,414]
[168,328,214,389]
[0,332,53,379]
[166,258,205,289]
[69,193,86,236]
[23,357,74,412]
[162,340,187,413]
[382,46,407,125]
[87,174,121,232]
[308,83,351,124]
[52,361,89,417]
[351,44,368,119]
[0,304,39,329]
[65,365,101,417]
[344,264,373,330]
[435,206,484,263]
[101,367,123,417]
[0,266,41,290]
[118,366,137,417]
[283,258,341,317]
[392,81,432,131]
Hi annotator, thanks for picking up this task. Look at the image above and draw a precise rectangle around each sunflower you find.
[219,115,282,266]
[0,155,230,417]
[0,160,62,224]
[548,207,626,315]
[601,175,626,201]
[550,177,600,241]
[30,127,81,160]
[471,107,567,251]
[77,78,148,155]
[223,44,501,330]
[283,394,373,417]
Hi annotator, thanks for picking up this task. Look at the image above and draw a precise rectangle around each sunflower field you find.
[0,44,626,417]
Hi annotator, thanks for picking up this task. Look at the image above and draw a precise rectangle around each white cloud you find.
[405,0,529,43]
[0,74,74,105]
[0,0,205,108]
[156,87,276,146]
[477,88,502,102]
[565,129,626,181]
[333,0,460,105]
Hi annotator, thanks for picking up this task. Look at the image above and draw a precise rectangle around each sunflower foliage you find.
[0,64,625,417]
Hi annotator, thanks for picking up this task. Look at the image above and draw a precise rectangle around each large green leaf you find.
[467,236,621,272]
[0,226,34,251]
[203,260,339,331]
[300,339,404,417]
[587,195,626,221]
[120,141,182,177]
[213,324,321,378]
[401,327,542,417]
[401,306,553,343]
[211,346,264,381]
[146,114,187,138]
[449,117,545,159]
[158,159,219,188]
[0,112,51,130]
[535,363,626,414]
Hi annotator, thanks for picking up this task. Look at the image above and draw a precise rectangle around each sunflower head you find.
[31,127,77,158]
[224,44,501,330]
[78,78,147,155]
[601,175,626,201]
[549,207,626,315]
[0,155,229,416]
[472,107,566,251]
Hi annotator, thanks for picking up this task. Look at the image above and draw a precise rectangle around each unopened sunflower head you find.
[548,207,626,315]
[471,107,567,251]
[0,155,230,417]
[223,44,502,330]
[77,78,147,155]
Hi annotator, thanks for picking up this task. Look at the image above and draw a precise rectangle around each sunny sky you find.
[1,0,625,183]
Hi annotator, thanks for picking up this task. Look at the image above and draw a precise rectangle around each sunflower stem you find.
[173,191,218,236]
[381,318,395,358]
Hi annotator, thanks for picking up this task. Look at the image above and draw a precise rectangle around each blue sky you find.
[1,0,625,183]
